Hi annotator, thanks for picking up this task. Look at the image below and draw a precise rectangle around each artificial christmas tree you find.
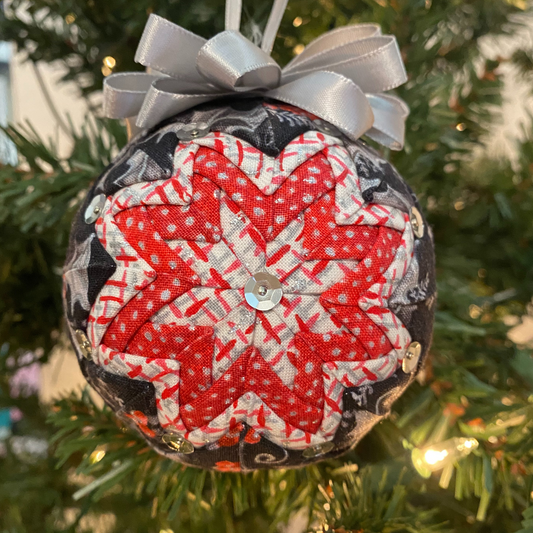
[1,0,533,531]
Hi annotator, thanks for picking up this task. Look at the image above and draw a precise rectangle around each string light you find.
[293,16,303,27]
[102,56,117,77]
[469,304,482,319]
[103,56,116,69]
[456,123,466,131]
[65,13,76,24]
[89,446,106,464]
[412,437,479,478]
[293,44,305,55]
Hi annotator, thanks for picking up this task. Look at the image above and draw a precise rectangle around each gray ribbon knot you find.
[104,0,409,149]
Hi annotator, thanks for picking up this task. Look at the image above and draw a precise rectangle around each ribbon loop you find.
[104,72,161,119]
[104,3,409,149]
[269,71,375,142]
[197,31,281,90]
[135,14,206,82]
[137,78,231,129]
[365,94,410,150]
[284,24,382,68]
[282,35,407,94]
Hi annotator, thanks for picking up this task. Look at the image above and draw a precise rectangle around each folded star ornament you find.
[64,0,436,471]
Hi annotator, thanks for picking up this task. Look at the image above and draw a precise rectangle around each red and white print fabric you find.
[87,130,414,450]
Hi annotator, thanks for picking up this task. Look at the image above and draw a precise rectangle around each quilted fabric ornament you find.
[63,2,436,472]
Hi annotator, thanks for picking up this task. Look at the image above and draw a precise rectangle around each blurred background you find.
[1,1,533,532]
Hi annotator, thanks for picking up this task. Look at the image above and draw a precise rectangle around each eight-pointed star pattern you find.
[87,130,414,450]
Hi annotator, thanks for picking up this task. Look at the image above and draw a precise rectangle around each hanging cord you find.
[225,0,288,54]
[261,0,288,54]
[225,0,243,31]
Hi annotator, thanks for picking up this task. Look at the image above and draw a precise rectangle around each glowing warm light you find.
[103,56,117,69]
[469,304,482,319]
[456,123,466,131]
[293,44,305,55]
[412,437,479,478]
[293,16,303,27]
[89,449,106,463]
[65,13,76,24]
[101,57,116,77]
[424,448,448,465]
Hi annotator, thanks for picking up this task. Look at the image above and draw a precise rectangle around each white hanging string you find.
[225,0,243,31]
[261,0,289,54]
[226,0,288,52]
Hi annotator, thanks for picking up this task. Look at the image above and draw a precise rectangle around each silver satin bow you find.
[103,0,409,149]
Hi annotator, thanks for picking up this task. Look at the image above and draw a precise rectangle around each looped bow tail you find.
[104,0,409,149]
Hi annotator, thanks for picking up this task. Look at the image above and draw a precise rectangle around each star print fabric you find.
[63,98,436,471]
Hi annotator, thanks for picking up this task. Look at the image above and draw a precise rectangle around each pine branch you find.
[45,391,456,532]
[0,117,126,359]
[315,467,449,533]
[47,391,322,531]
[0,117,127,232]
[1,1,533,531]
[41,377,532,532]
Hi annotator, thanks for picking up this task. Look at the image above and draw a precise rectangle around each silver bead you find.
[176,122,210,141]
[244,272,283,312]
[84,194,106,224]
[302,441,335,459]
[402,341,422,374]
[75,329,93,360]
[313,119,342,137]
[161,432,195,454]
[409,206,424,239]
